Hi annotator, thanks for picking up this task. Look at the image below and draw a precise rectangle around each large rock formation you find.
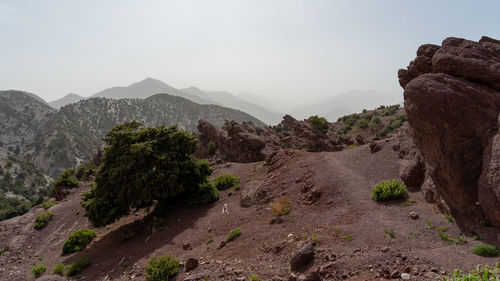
[399,36,500,229]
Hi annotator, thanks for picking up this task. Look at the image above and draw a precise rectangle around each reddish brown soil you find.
[0,139,498,281]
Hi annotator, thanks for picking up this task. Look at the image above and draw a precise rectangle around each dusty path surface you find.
[0,139,498,281]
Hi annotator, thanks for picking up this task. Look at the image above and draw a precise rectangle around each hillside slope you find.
[0,134,497,280]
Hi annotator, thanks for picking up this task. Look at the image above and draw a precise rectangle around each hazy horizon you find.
[1,0,499,111]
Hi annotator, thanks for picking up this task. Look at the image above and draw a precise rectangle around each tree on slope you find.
[81,121,218,227]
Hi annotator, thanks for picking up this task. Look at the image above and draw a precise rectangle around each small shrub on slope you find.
[226,228,242,243]
[34,212,54,229]
[371,179,406,201]
[441,264,498,280]
[307,115,329,134]
[53,264,64,275]
[66,258,91,277]
[472,243,499,257]
[212,174,240,190]
[145,254,180,281]
[62,229,96,254]
[31,264,46,277]
[271,197,291,217]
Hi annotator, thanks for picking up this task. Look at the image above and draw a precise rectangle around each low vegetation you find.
[212,174,240,190]
[226,228,242,243]
[307,115,329,134]
[74,161,96,181]
[66,257,91,277]
[34,212,54,229]
[207,141,216,155]
[53,264,65,275]
[145,254,180,281]
[249,274,261,281]
[270,197,291,217]
[31,264,47,277]
[39,200,57,210]
[472,243,499,257]
[371,179,407,201]
[81,122,219,227]
[53,169,79,188]
[441,265,499,280]
[62,229,97,254]
[384,229,396,239]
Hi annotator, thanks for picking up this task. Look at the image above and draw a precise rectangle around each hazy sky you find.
[1,0,499,110]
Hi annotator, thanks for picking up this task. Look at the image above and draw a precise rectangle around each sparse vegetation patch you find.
[212,174,240,190]
[66,257,91,277]
[270,197,291,217]
[34,211,54,229]
[31,264,46,277]
[371,179,406,201]
[226,228,242,243]
[145,254,180,281]
[62,229,96,254]
[472,243,499,257]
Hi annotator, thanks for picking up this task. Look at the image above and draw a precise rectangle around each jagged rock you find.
[399,155,426,192]
[369,141,381,153]
[290,242,315,272]
[240,180,267,207]
[185,258,198,271]
[399,36,500,229]
[182,241,192,250]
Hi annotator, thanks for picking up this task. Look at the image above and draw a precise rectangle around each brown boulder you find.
[399,36,500,229]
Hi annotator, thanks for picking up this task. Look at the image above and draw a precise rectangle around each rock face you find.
[399,36,500,229]
[290,242,315,272]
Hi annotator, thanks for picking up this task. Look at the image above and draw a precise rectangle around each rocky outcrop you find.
[399,36,500,229]
[197,115,343,162]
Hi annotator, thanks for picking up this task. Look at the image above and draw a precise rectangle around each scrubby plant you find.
[80,122,218,227]
[62,229,96,254]
[472,243,499,257]
[453,236,467,245]
[371,179,406,201]
[39,200,57,210]
[212,174,240,191]
[227,191,233,196]
[343,234,353,241]
[307,115,329,134]
[438,226,448,232]
[445,214,454,222]
[53,169,79,188]
[440,233,453,243]
[34,212,54,229]
[31,264,46,277]
[249,274,260,281]
[427,220,434,229]
[270,197,291,217]
[74,161,97,181]
[207,141,216,155]
[53,264,65,275]
[401,198,416,206]
[384,229,396,239]
[441,264,499,280]
[332,227,341,233]
[66,257,91,277]
[206,237,214,244]
[312,235,322,244]
[226,228,242,243]
[145,254,180,281]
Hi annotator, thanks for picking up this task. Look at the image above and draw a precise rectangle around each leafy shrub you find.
[81,122,217,227]
[31,264,46,277]
[66,257,91,277]
[343,234,353,241]
[270,197,291,217]
[384,229,396,238]
[371,179,406,201]
[184,180,219,207]
[62,229,96,254]
[226,228,242,243]
[249,274,260,281]
[440,233,452,242]
[206,237,214,244]
[35,212,54,229]
[145,254,180,281]
[441,264,499,281]
[472,243,499,257]
[453,236,467,245]
[212,174,240,191]
[39,200,57,210]
[53,264,64,275]
[74,161,97,181]
[445,214,454,222]
[54,169,79,188]
[307,115,329,134]
[207,141,216,155]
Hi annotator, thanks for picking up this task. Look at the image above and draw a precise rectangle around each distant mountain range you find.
[1,90,264,177]
[49,78,282,125]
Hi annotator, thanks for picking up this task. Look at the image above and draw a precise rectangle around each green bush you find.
[371,179,407,201]
[226,228,242,243]
[54,169,79,188]
[472,243,499,257]
[307,115,329,134]
[39,200,57,210]
[208,141,216,155]
[53,264,65,275]
[184,181,219,207]
[62,229,96,254]
[212,174,240,191]
[35,212,54,229]
[441,264,499,280]
[249,274,260,281]
[81,122,216,227]
[66,258,91,277]
[145,254,180,281]
[31,264,47,277]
